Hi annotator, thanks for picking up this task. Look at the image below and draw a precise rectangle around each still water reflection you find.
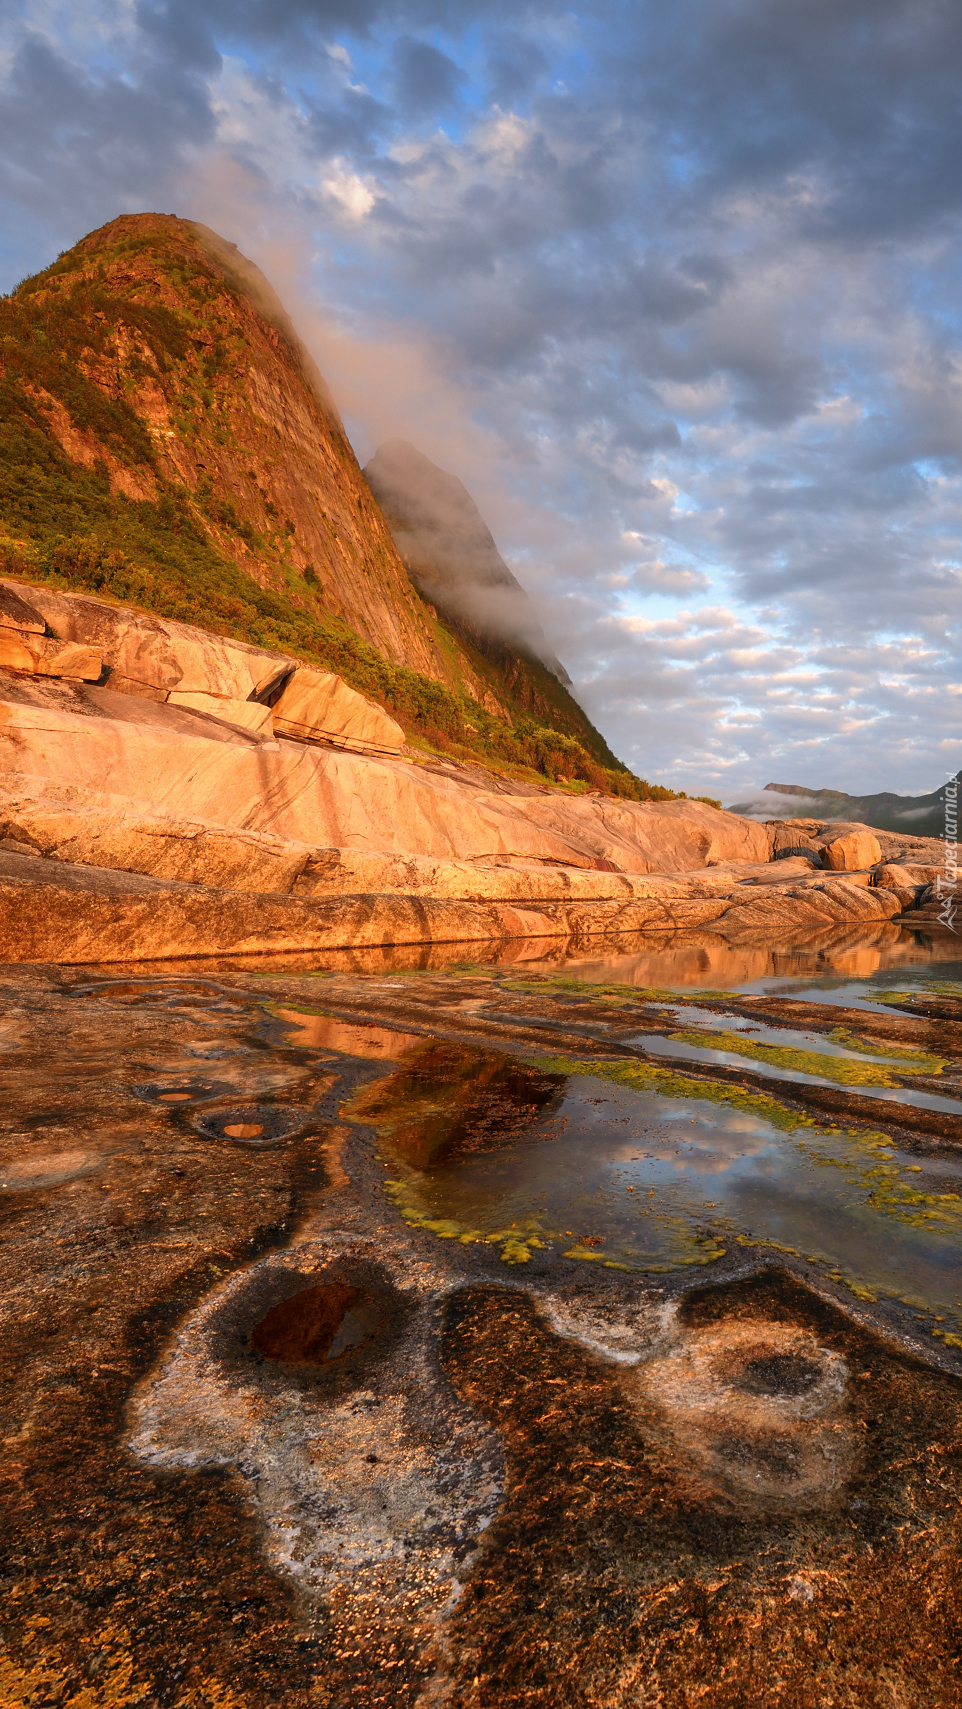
[322,926,962,1340]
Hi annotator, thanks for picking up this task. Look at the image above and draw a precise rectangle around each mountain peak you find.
[0,212,643,791]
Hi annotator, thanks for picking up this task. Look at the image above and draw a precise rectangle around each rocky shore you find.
[0,579,949,963]
[3,957,962,1706]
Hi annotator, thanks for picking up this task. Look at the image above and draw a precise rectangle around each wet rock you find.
[4,957,962,1706]
[192,1104,312,1146]
[250,1280,383,1365]
[128,1247,503,1689]
[438,1273,962,1709]
[627,1314,855,1511]
[131,1076,237,1105]
[0,1147,102,1190]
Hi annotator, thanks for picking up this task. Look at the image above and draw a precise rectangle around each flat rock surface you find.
[3,955,962,1707]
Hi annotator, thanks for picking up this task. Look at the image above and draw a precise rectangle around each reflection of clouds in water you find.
[658,1140,775,1178]
[572,1089,776,1178]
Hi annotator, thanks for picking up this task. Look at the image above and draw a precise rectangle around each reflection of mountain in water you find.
[729,771,961,838]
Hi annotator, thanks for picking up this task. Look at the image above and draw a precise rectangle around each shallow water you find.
[7,923,962,1343]
[6,931,962,1704]
[379,1072,962,1322]
[309,926,962,1337]
[514,931,962,1002]
[636,1032,962,1113]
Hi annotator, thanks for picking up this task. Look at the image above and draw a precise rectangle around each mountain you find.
[0,212,668,799]
[729,775,960,839]
[364,437,623,767]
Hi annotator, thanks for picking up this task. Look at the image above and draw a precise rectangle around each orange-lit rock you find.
[270,667,404,754]
[0,628,102,681]
[822,831,882,871]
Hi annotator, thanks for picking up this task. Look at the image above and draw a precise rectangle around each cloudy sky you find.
[2,0,961,801]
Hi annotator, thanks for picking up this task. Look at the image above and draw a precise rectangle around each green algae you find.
[872,982,962,1007]
[827,1027,947,1073]
[383,1164,729,1273]
[526,1053,818,1130]
[382,1179,549,1263]
[788,1123,962,1256]
[663,1027,930,1086]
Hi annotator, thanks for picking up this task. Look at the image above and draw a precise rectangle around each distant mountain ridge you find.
[729,774,961,839]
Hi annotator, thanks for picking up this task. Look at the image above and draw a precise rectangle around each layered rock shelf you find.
[0,580,949,962]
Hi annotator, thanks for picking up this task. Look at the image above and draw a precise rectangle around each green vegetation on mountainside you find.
[0,225,693,801]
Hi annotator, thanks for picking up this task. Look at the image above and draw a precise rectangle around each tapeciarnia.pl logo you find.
[937,774,958,933]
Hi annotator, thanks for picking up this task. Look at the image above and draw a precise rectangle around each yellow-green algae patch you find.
[827,1026,947,1073]
[663,1027,945,1085]
[381,1181,550,1264]
[526,1053,820,1130]
[872,981,962,1006]
[381,1174,728,1270]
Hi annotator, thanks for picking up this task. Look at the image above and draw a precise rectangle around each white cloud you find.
[320,159,377,220]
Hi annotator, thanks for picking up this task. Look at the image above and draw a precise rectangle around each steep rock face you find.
[0,213,450,679]
[364,436,562,676]
[365,437,623,764]
[0,214,667,797]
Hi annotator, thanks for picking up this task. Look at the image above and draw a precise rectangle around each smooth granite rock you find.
[0,849,735,963]
[875,862,943,890]
[0,629,102,681]
[9,582,270,699]
[0,583,45,634]
[167,692,275,737]
[716,877,902,938]
[822,830,883,871]
[0,579,929,960]
[0,794,313,893]
[270,666,405,754]
[0,691,770,874]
